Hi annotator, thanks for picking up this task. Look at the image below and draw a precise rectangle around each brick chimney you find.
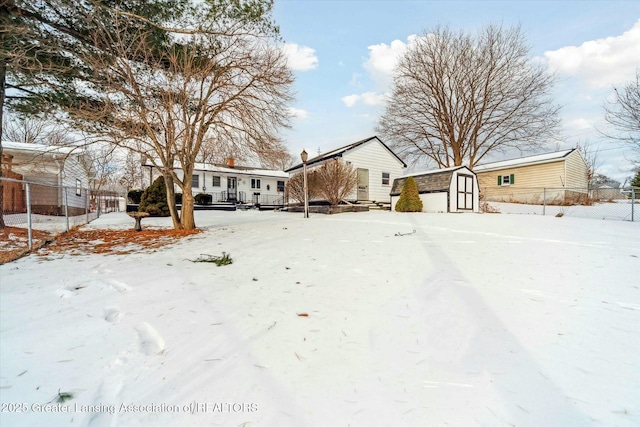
[227,157,235,168]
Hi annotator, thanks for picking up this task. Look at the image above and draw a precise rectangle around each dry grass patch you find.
[0,227,55,265]
[1,226,201,263]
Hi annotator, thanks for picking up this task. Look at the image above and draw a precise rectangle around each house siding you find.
[565,150,589,190]
[3,146,90,215]
[476,161,567,203]
[342,140,405,202]
[178,168,288,205]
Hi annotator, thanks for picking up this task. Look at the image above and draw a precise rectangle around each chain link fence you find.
[1,177,124,253]
[480,186,639,222]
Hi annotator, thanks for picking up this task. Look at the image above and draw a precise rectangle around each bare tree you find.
[603,69,640,155]
[315,159,358,206]
[576,141,601,188]
[378,24,560,169]
[73,5,293,230]
[258,140,296,171]
[286,169,320,204]
[119,150,145,191]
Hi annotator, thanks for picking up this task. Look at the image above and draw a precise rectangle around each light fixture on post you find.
[301,149,309,219]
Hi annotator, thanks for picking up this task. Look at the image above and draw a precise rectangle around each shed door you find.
[457,174,474,210]
[357,168,369,201]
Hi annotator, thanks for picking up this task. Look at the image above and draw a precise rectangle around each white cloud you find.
[545,19,640,88]
[283,43,319,71]
[341,94,359,107]
[288,107,309,119]
[341,92,386,108]
[341,35,422,108]
[363,35,419,88]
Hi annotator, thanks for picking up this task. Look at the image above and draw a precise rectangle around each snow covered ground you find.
[0,210,638,427]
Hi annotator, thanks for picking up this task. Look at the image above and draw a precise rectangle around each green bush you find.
[194,193,212,205]
[127,189,143,204]
[139,176,170,217]
[395,176,423,212]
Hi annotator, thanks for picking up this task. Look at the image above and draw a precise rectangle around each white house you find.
[286,136,407,203]
[390,166,479,213]
[144,158,289,208]
[2,141,91,215]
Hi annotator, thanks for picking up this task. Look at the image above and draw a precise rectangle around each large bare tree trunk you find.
[179,168,196,230]
[163,172,182,229]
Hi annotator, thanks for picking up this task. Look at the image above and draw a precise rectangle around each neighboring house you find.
[144,158,289,208]
[1,141,91,215]
[474,149,588,203]
[285,136,407,203]
[390,166,479,213]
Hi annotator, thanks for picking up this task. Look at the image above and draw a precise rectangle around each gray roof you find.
[390,166,473,196]
[285,136,407,172]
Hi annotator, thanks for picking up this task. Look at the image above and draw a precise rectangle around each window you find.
[212,176,221,187]
[382,172,390,185]
[498,174,514,186]
[251,178,261,189]
[192,175,200,188]
[277,180,285,192]
[76,179,82,196]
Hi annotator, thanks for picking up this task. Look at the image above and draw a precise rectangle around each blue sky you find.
[272,0,640,183]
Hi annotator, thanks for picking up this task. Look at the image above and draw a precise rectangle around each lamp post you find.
[301,149,309,218]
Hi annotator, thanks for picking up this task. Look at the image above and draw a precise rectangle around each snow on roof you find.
[401,165,472,178]
[474,149,574,172]
[193,162,289,178]
[141,158,289,178]
[2,140,81,156]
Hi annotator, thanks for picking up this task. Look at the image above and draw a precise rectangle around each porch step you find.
[357,200,391,211]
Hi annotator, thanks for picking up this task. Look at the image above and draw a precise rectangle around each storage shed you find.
[390,166,479,213]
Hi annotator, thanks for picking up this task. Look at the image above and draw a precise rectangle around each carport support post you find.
[85,187,89,224]
[26,182,33,251]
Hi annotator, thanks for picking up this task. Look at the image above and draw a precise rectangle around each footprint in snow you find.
[135,323,165,356]
[108,279,131,293]
[103,306,122,323]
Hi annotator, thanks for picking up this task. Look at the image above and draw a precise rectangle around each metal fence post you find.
[632,188,635,222]
[543,188,546,216]
[26,182,33,250]
[64,186,69,232]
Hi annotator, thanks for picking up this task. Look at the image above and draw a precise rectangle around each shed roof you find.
[390,166,473,196]
[474,149,575,172]
[285,136,407,172]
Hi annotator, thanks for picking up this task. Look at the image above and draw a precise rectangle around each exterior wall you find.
[342,140,406,202]
[476,160,567,203]
[179,169,287,205]
[391,192,448,212]
[422,192,448,213]
[564,150,589,190]
[5,150,90,215]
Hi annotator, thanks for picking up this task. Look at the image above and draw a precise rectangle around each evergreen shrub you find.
[395,176,423,212]
[139,176,170,217]
[195,193,212,205]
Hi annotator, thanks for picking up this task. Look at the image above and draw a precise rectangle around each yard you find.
[0,210,638,426]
